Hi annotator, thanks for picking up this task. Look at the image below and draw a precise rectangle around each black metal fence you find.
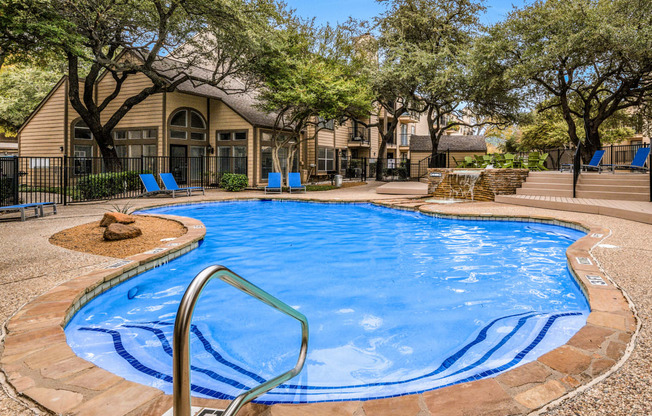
[0,155,247,206]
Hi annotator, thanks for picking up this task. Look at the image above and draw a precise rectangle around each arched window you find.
[169,109,207,141]
[73,120,93,140]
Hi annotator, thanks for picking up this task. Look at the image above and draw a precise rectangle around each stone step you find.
[520,182,572,191]
[579,176,649,186]
[524,176,573,185]
[576,184,649,193]
[516,188,573,197]
[575,190,649,201]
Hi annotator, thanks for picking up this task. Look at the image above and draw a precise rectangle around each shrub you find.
[0,177,16,205]
[76,171,145,200]
[219,173,248,191]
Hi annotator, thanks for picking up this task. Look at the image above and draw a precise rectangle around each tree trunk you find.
[583,122,602,163]
[376,140,386,181]
[95,130,122,172]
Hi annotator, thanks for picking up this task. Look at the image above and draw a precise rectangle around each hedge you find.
[219,173,248,191]
[76,171,145,200]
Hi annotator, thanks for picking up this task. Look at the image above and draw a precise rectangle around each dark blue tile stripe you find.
[78,327,235,400]
[77,311,583,404]
[143,320,267,384]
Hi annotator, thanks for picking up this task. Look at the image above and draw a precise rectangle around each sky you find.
[285,0,531,27]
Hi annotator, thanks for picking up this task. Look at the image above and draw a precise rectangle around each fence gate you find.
[0,157,19,206]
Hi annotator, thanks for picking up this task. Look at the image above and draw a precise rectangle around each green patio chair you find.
[494,154,506,168]
[537,153,549,171]
[526,152,540,170]
[453,156,467,168]
[503,153,515,168]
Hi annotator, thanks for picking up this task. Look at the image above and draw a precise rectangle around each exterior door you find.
[170,144,187,185]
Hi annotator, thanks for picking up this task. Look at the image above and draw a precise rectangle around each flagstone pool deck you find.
[0,182,650,415]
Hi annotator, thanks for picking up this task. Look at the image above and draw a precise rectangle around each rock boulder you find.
[100,212,136,227]
[103,223,142,241]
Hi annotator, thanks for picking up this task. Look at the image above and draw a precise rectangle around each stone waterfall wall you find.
[427,168,530,201]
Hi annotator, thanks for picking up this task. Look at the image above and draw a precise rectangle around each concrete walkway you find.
[0,184,650,415]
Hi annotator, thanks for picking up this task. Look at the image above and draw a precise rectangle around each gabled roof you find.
[409,134,487,152]
[153,57,279,128]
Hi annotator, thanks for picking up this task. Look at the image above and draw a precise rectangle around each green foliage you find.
[0,176,16,204]
[0,63,62,132]
[219,173,248,192]
[76,171,144,200]
[108,201,135,214]
[484,0,652,153]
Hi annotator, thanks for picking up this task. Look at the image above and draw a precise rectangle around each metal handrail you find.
[173,265,309,416]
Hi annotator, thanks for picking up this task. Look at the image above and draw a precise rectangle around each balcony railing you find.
[398,111,420,122]
[348,127,370,146]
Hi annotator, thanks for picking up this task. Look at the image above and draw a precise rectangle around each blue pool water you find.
[65,201,589,403]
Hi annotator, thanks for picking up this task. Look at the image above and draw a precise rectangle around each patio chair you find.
[494,154,506,168]
[502,153,516,168]
[526,152,540,170]
[560,150,606,173]
[0,202,57,222]
[452,156,467,168]
[265,172,282,194]
[537,153,549,171]
[159,173,205,197]
[139,174,174,197]
[604,147,650,174]
[288,172,306,193]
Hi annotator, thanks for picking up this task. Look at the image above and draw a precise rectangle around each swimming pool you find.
[65,201,590,403]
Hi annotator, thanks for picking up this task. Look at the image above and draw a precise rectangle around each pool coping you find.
[0,199,638,416]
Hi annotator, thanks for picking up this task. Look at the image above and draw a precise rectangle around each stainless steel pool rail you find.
[173,265,309,416]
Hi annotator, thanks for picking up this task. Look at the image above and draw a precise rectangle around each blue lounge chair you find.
[288,172,306,193]
[139,174,173,197]
[561,150,606,173]
[159,173,205,197]
[604,147,650,173]
[265,172,282,194]
[0,202,57,221]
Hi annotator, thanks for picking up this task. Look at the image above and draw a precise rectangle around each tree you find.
[0,61,67,133]
[485,0,652,160]
[255,20,373,182]
[2,0,280,170]
[376,0,519,167]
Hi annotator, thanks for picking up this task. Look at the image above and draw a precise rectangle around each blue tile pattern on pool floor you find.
[65,201,590,403]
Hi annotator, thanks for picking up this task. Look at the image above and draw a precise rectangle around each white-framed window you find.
[318,147,335,172]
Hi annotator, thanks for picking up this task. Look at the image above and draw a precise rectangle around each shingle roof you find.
[409,135,487,152]
[154,57,279,128]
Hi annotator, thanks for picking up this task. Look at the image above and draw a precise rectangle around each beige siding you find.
[97,72,164,155]
[334,122,349,149]
[19,82,66,157]
[209,99,255,185]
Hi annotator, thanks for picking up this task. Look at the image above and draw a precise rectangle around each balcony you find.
[398,111,420,123]
[348,127,370,148]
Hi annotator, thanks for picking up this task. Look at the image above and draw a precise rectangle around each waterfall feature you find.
[448,170,483,201]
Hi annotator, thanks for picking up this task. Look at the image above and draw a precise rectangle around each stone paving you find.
[0,182,649,415]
